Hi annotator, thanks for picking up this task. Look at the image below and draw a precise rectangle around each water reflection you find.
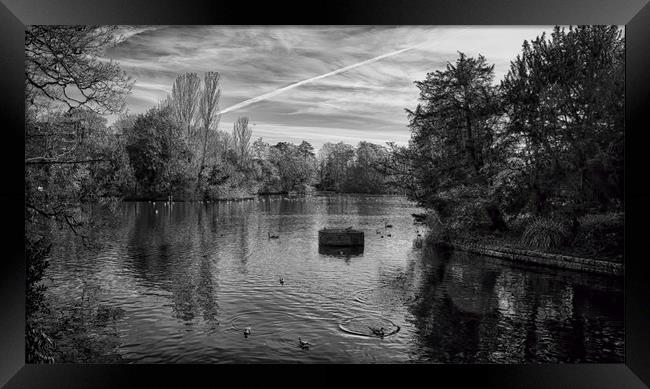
[318,245,364,259]
[42,195,623,363]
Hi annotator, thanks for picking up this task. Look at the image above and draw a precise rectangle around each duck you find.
[368,326,386,338]
[244,327,252,338]
[298,337,311,349]
[384,219,393,228]
[279,276,285,285]
[268,232,280,239]
[387,233,392,237]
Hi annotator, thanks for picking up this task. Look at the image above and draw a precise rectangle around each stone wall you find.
[452,242,623,276]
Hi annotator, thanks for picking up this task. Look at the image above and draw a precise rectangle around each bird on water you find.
[298,337,311,349]
[244,327,252,338]
[369,326,386,338]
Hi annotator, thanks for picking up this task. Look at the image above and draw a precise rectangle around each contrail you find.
[217,44,423,115]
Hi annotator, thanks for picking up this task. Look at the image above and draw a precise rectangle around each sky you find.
[104,26,556,149]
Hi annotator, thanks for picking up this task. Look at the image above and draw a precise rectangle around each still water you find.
[43,195,624,363]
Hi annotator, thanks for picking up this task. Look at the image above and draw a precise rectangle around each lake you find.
[41,194,624,363]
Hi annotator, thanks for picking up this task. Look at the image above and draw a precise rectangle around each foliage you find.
[501,25,624,216]
[269,141,317,192]
[573,212,624,258]
[404,26,624,253]
[25,25,133,114]
[317,141,392,193]
[25,25,133,363]
[406,52,507,232]
[520,218,572,251]
[124,105,193,199]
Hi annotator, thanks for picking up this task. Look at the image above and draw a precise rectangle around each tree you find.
[170,73,201,138]
[25,26,133,114]
[270,142,316,192]
[251,137,270,160]
[317,142,355,191]
[347,142,390,193]
[406,52,507,232]
[501,26,624,217]
[124,105,192,199]
[197,72,222,192]
[232,117,252,164]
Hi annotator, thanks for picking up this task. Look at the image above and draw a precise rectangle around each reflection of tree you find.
[195,207,219,323]
[404,247,575,363]
[124,203,222,325]
[236,213,251,275]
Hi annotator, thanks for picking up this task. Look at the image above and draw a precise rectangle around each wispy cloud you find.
[217,43,424,115]
[105,26,556,148]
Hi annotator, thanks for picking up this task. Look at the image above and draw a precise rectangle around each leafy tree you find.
[501,26,624,217]
[196,72,222,192]
[406,52,507,232]
[270,142,316,192]
[124,105,192,199]
[317,142,355,191]
[251,137,270,160]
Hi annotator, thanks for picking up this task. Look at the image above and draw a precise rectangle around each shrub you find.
[574,212,623,257]
[520,218,571,251]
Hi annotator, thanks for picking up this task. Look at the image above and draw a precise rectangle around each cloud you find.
[104,26,557,147]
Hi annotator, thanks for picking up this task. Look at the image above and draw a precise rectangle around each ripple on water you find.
[227,310,302,335]
[352,285,415,308]
[265,329,319,350]
[339,315,400,338]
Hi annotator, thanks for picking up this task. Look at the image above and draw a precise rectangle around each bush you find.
[520,218,571,250]
[574,212,623,257]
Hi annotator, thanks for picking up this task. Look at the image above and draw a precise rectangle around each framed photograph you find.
[2,0,649,387]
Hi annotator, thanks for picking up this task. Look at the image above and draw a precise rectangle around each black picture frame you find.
[2,0,649,387]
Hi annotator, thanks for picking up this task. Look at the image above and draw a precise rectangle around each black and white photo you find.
[25,25,624,364]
